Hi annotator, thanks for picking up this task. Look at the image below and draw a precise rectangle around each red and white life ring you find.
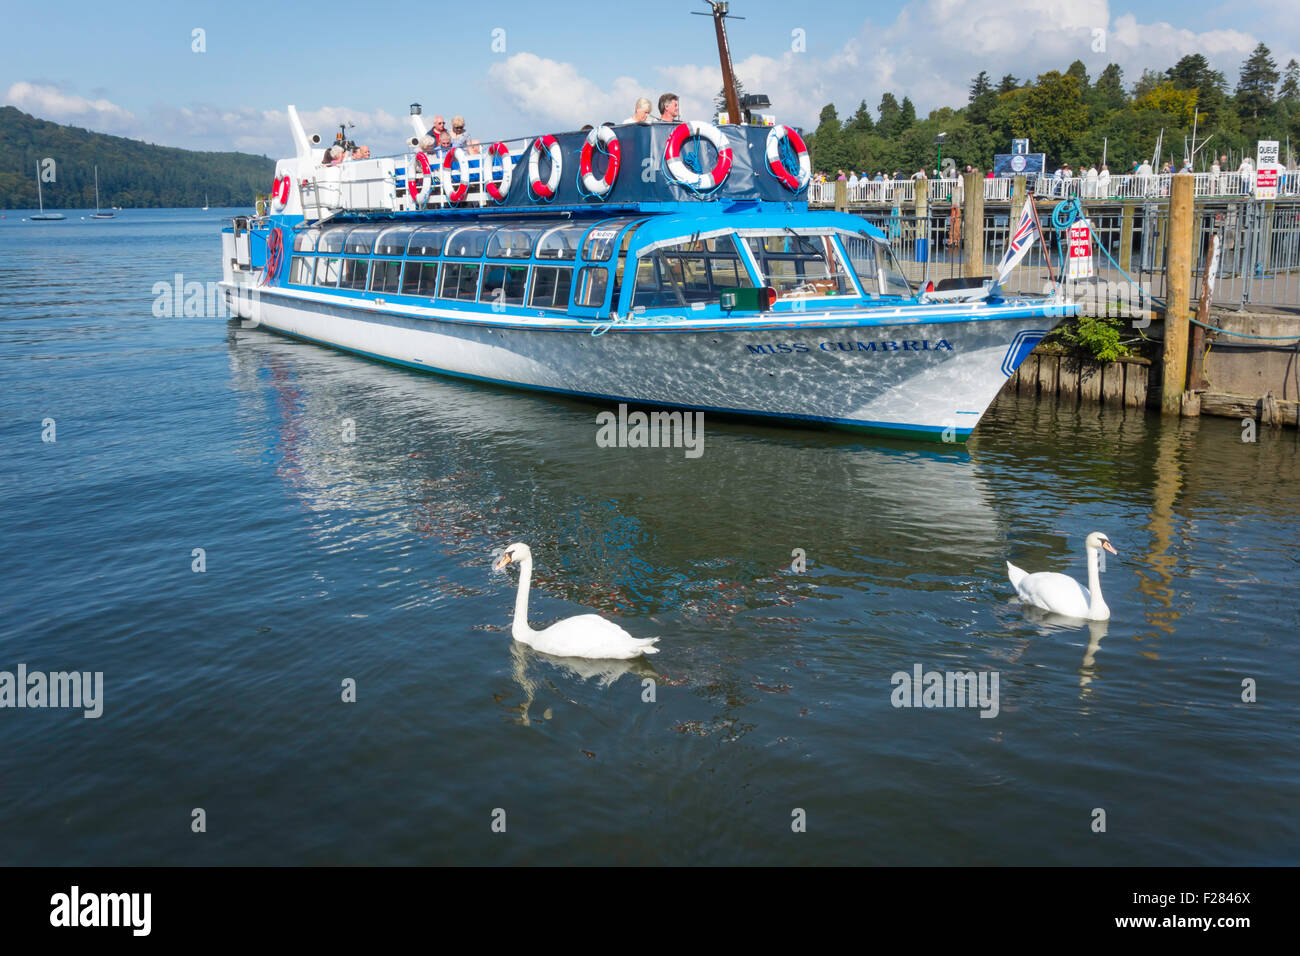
[408,152,434,206]
[765,125,811,191]
[485,141,514,202]
[271,175,291,209]
[528,135,562,200]
[664,121,733,192]
[579,126,621,198]
[440,147,471,204]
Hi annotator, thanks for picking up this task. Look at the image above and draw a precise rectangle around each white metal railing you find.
[810,170,1300,205]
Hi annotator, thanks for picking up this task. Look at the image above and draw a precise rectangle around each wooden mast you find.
[704,1,741,124]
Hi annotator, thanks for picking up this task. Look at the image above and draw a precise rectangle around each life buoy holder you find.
[664,121,733,192]
[579,126,621,198]
[440,147,472,204]
[485,142,513,202]
[528,135,562,200]
[261,227,283,287]
[271,175,291,210]
[408,152,434,206]
[765,125,810,192]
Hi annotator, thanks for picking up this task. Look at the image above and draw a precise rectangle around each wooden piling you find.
[834,179,847,212]
[1161,174,1195,416]
[1118,204,1135,275]
[962,171,984,278]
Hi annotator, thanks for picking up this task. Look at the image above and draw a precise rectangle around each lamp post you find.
[935,132,947,176]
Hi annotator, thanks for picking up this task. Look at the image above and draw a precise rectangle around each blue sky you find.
[3,0,1295,156]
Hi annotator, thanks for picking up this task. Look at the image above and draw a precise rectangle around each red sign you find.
[1067,221,1093,278]
[1255,166,1279,200]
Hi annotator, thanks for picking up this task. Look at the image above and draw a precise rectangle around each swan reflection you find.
[507,639,659,725]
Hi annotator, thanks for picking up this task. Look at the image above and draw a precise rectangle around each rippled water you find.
[1,209,1296,865]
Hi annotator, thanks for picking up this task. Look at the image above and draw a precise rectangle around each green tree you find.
[846,99,875,133]
[1091,63,1127,112]
[1279,59,1300,102]
[1010,71,1088,166]
[1236,43,1279,120]
[899,97,917,133]
[1066,59,1090,91]
[876,92,902,138]
[997,74,1019,95]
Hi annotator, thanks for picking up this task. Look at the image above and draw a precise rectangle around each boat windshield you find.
[742,230,856,300]
[840,231,914,298]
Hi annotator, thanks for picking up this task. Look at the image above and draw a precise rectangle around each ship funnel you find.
[409,110,427,139]
[287,105,312,160]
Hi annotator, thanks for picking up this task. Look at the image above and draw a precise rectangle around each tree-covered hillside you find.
[806,46,1300,175]
[0,106,276,209]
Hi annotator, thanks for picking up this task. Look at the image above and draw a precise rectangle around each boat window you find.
[581,218,641,261]
[486,226,542,259]
[610,222,645,307]
[480,264,529,306]
[317,228,348,254]
[441,262,481,300]
[314,257,342,286]
[408,226,453,257]
[401,261,439,296]
[292,229,319,252]
[529,266,573,310]
[375,226,418,256]
[443,226,493,259]
[370,259,404,294]
[744,231,854,300]
[289,256,313,285]
[842,232,912,298]
[344,226,382,255]
[535,224,586,260]
[630,235,753,311]
[575,266,609,308]
[340,259,369,290]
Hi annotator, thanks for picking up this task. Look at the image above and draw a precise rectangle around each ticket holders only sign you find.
[1067,220,1094,279]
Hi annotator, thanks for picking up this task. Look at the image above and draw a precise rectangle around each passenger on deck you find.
[417,135,437,154]
[350,145,371,160]
[425,115,448,141]
[449,116,469,147]
[657,93,680,124]
[624,98,653,124]
[325,145,345,165]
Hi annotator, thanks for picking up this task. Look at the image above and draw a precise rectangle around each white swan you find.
[493,543,660,659]
[1007,531,1118,621]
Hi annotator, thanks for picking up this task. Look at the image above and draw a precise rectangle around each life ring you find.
[485,141,514,202]
[664,121,733,192]
[579,126,621,198]
[765,125,810,191]
[408,152,434,206]
[440,147,471,204]
[528,135,562,200]
[271,175,290,210]
[261,227,283,287]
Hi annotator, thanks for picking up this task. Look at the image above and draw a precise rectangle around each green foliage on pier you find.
[0,106,275,209]
[807,46,1300,176]
[1049,315,1132,363]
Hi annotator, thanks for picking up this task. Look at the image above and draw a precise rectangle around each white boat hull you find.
[221,283,1051,440]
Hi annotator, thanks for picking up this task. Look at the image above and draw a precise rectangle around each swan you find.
[1007,531,1118,621]
[493,543,660,659]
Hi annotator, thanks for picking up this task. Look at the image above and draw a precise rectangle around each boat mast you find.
[95,165,101,213]
[697,1,742,124]
[36,162,44,213]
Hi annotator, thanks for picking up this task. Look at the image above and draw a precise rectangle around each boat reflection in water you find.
[225,323,1014,704]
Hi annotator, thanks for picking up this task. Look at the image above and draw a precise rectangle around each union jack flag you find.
[996,196,1040,282]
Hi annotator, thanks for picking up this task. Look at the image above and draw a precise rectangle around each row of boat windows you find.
[293,218,643,262]
[288,257,576,309]
[287,228,912,308]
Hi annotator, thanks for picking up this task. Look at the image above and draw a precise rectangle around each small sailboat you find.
[31,162,65,221]
[202,193,209,211]
[91,166,114,219]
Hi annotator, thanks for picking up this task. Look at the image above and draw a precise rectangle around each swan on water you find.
[1007,532,1118,621]
[493,543,660,659]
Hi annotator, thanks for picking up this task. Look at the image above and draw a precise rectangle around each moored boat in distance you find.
[31,162,65,221]
[221,13,1071,444]
[91,166,114,219]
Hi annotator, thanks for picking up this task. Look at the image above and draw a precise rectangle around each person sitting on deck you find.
[624,98,653,124]
[425,115,448,141]
[449,116,469,147]
[324,145,345,165]
[657,93,680,124]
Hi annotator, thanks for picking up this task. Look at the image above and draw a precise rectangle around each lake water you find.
[1,208,1296,865]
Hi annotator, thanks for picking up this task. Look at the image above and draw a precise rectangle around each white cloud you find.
[4,81,137,131]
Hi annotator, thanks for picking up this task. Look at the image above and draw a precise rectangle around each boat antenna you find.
[692,1,744,124]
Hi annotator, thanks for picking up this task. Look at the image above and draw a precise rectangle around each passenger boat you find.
[219,11,1070,442]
